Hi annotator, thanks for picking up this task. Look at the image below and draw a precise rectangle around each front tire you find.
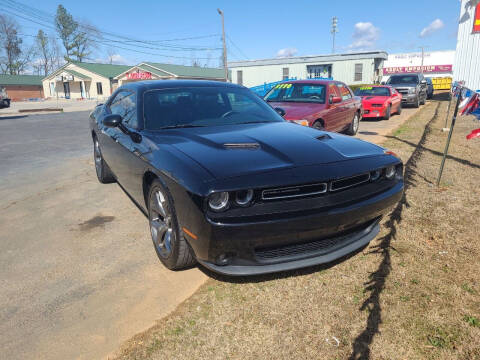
[313,121,324,130]
[397,102,402,115]
[93,137,115,184]
[148,179,196,270]
[345,112,360,136]
[413,96,420,108]
[384,105,391,120]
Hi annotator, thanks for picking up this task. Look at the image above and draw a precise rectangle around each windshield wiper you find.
[160,124,206,129]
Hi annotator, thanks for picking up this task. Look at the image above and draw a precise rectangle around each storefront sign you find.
[473,3,480,33]
[383,65,453,75]
[126,71,152,80]
[55,76,63,81]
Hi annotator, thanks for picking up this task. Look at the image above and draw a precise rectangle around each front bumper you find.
[190,180,403,276]
[401,94,418,105]
[362,107,386,118]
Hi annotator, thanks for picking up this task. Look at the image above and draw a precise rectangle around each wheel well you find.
[91,130,96,140]
[143,171,158,209]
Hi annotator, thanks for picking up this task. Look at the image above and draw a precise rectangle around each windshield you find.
[354,86,390,97]
[387,75,419,85]
[264,83,326,103]
[143,87,284,130]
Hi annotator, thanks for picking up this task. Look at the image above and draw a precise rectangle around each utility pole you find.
[331,17,338,54]
[217,8,228,82]
[419,46,426,74]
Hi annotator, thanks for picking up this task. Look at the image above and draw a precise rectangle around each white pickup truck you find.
[0,86,11,108]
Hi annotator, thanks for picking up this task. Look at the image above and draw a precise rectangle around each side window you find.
[354,63,363,82]
[337,83,352,101]
[109,91,138,129]
[328,83,341,102]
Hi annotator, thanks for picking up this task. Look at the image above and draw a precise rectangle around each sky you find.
[4,0,462,67]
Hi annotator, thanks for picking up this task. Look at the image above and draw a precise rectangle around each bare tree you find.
[0,14,31,75]
[33,30,59,76]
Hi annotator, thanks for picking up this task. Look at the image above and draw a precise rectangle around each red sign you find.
[474,3,480,33]
[126,71,152,80]
[383,65,453,75]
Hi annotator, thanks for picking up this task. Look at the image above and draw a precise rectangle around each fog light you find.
[385,166,396,179]
[216,253,232,266]
[208,192,229,211]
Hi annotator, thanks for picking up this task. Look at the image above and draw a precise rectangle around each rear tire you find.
[384,105,391,120]
[147,179,196,270]
[345,112,360,136]
[93,137,115,184]
[420,94,426,105]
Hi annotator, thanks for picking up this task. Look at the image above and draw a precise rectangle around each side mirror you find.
[330,96,342,104]
[274,107,286,117]
[421,80,427,85]
[103,114,122,127]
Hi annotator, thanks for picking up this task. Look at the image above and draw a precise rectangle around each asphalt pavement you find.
[0,106,420,359]
[0,111,207,360]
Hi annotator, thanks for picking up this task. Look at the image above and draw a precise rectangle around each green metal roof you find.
[0,74,43,86]
[136,64,172,77]
[145,62,225,79]
[71,61,132,78]
[64,69,91,80]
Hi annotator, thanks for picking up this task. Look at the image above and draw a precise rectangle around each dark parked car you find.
[425,78,434,99]
[386,73,428,108]
[90,80,403,276]
[0,87,11,109]
[264,80,363,135]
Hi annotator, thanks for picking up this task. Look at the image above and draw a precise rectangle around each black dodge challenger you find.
[90,80,403,276]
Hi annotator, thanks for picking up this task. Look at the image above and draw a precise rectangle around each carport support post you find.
[436,93,462,186]
[445,91,453,128]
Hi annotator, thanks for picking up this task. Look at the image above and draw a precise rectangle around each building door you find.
[63,82,70,99]
[307,64,332,79]
[80,82,85,98]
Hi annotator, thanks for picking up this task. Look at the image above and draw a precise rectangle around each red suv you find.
[264,80,363,135]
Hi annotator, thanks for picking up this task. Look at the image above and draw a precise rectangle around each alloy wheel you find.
[353,114,359,133]
[150,190,174,258]
[94,139,102,175]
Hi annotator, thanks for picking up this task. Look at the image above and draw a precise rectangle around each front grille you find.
[255,219,377,261]
[330,173,370,192]
[372,104,383,107]
[262,183,327,200]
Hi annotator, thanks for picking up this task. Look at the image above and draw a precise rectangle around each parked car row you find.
[0,87,11,109]
[90,80,404,276]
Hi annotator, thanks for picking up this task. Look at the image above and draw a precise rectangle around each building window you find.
[282,67,289,80]
[96,82,103,95]
[237,70,243,85]
[307,64,332,79]
[354,63,363,82]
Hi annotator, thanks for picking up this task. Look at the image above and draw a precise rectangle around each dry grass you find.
[112,96,480,360]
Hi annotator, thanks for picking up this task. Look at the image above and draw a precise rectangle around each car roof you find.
[282,79,334,85]
[120,79,242,92]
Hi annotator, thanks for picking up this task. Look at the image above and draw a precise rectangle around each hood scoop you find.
[365,96,374,100]
[223,142,260,150]
[316,134,332,141]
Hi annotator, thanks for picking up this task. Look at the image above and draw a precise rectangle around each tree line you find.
[0,5,99,76]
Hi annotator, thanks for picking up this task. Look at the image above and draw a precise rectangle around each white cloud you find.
[420,19,444,38]
[347,22,380,50]
[276,48,298,58]
[95,54,129,65]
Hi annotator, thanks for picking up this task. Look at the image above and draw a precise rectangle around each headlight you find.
[208,192,229,211]
[370,169,381,181]
[385,166,396,179]
[408,88,416,94]
[235,189,254,206]
[293,119,309,126]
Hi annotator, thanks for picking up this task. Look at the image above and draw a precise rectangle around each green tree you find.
[55,5,77,61]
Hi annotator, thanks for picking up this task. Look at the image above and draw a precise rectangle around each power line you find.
[226,35,249,60]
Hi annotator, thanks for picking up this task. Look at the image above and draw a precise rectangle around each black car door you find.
[104,89,147,204]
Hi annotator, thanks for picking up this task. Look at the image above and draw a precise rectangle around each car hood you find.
[146,122,385,180]
[267,101,326,120]
[361,96,388,104]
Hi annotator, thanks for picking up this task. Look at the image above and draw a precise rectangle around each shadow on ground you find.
[348,101,441,360]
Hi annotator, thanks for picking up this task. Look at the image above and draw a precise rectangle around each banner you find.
[474,3,480,33]
[383,65,453,75]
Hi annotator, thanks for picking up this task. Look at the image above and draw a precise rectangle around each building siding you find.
[3,85,43,101]
[230,56,384,88]
[454,0,480,91]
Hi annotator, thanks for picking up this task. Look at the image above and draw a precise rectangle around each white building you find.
[454,0,480,91]
[229,51,388,88]
[382,50,455,80]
